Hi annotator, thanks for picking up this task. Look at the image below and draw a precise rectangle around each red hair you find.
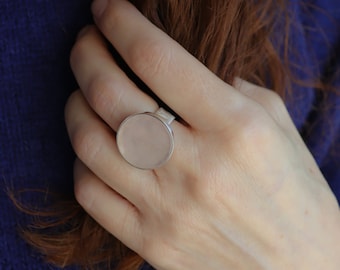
[14,0,331,269]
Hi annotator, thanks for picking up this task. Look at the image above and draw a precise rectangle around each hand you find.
[65,0,340,269]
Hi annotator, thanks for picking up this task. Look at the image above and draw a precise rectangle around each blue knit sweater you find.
[0,0,339,269]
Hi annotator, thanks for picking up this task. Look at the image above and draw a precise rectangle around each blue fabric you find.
[0,0,339,269]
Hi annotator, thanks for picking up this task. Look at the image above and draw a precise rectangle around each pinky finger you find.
[73,158,142,252]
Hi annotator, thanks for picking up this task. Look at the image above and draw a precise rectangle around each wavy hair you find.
[14,0,331,269]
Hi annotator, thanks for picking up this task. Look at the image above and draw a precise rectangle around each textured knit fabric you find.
[0,0,339,269]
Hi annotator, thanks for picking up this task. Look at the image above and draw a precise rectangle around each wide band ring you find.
[116,108,175,170]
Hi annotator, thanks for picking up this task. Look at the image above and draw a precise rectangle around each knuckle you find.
[73,174,91,210]
[65,90,81,117]
[266,90,283,105]
[86,76,122,117]
[128,38,173,78]
[87,76,112,110]
[70,36,89,71]
[64,90,84,131]
[266,91,285,110]
[74,176,99,214]
[98,0,132,35]
[263,91,289,123]
[242,117,272,144]
[241,119,274,147]
[70,124,103,165]
[73,160,94,210]
[231,107,276,149]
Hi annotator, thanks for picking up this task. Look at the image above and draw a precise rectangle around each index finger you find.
[92,0,244,129]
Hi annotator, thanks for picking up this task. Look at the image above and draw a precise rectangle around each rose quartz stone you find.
[117,113,174,169]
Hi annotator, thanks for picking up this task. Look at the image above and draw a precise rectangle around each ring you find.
[116,108,175,169]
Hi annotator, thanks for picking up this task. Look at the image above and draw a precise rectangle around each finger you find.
[70,26,193,173]
[65,90,154,204]
[70,25,158,131]
[91,0,245,130]
[73,158,143,252]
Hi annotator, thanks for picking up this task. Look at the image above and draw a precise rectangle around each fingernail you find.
[92,0,108,18]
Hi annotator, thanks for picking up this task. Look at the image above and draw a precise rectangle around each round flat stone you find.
[117,113,174,169]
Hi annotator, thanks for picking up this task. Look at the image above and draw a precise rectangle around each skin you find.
[65,0,340,269]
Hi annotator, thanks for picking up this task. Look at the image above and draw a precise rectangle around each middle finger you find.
[70,25,158,131]
[92,0,245,130]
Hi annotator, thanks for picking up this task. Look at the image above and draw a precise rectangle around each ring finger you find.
[65,90,155,205]
[70,25,193,172]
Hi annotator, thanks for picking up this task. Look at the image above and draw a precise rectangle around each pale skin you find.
[65,0,340,269]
